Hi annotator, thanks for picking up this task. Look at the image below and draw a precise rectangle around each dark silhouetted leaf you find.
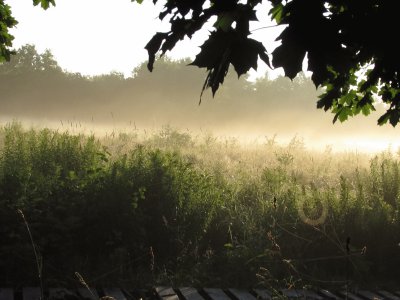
[191,31,232,102]
[230,38,269,77]
[272,28,306,79]
[389,111,400,127]
[145,32,168,71]
[190,30,233,69]
[214,13,235,32]
[378,112,390,126]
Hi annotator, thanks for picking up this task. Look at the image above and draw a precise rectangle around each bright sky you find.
[5,0,281,78]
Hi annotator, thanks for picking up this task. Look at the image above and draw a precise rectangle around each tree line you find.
[0,45,319,126]
[0,45,390,140]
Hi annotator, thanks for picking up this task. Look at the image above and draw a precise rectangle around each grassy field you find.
[0,122,399,290]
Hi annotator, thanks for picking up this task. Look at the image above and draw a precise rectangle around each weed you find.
[1,122,400,288]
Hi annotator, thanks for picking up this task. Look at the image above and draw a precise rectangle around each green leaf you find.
[333,106,352,123]
[214,13,234,32]
[0,3,17,62]
[361,103,374,116]
[338,90,356,105]
[269,3,284,24]
[32,0,56,10]
[377,112,390,126]
[317,89,338,111]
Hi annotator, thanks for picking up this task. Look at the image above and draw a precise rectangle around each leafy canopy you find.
[1,0,400,126]
[144,0,400,126]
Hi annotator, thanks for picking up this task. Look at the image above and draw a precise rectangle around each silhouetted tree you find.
[144,0,400,126]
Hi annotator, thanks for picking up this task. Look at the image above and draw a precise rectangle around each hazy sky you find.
[5,0,281,78]
[3,0,399,153]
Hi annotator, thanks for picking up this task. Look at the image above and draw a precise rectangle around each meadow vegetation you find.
[0,122,399,289]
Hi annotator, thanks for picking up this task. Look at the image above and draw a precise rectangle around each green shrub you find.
[1,122,399,288]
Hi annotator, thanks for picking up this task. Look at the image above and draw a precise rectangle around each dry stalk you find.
[18,209,44,300]
[75,272,98,300]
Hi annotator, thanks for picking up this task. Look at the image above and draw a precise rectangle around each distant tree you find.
[0,44,61,74]
[1,0,400,126]
[39,48,61,72]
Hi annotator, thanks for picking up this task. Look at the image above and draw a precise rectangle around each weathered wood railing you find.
[1,286,400,300]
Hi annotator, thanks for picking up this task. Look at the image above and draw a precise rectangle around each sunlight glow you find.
[2,0,399,153]
[5,0,280,78]
[6,0,200,76]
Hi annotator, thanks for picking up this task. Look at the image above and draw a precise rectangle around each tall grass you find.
[0,122,399,289]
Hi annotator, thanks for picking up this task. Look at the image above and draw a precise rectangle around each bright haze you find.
[2,0,399,153]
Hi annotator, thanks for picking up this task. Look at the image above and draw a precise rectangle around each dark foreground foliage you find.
[0,123,400,289]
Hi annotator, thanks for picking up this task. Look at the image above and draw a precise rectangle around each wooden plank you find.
[357,291,383,300]
[203,288,231,300]
[338,291,364,300]
[301,290,324,300]
[23,287,41,300]
[49,288,79,300]
[228,289,257,300]
[377,291,400,300]
[281,289,302,298]
[318,289,342,300]
[0,289,13,300]
[77,287,99,300]
[179,287,204,300]
[253,289,271,300]
[103,288,127,300]
[282,289,324,299]
[156,287,179,300]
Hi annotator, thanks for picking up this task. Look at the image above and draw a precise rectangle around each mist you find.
[1,44,398,153]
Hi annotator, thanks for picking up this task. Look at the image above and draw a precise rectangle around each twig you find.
[75,272,98,300]
[250,24,281,32]
[18,209,44,300]
[276,221,313,243]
